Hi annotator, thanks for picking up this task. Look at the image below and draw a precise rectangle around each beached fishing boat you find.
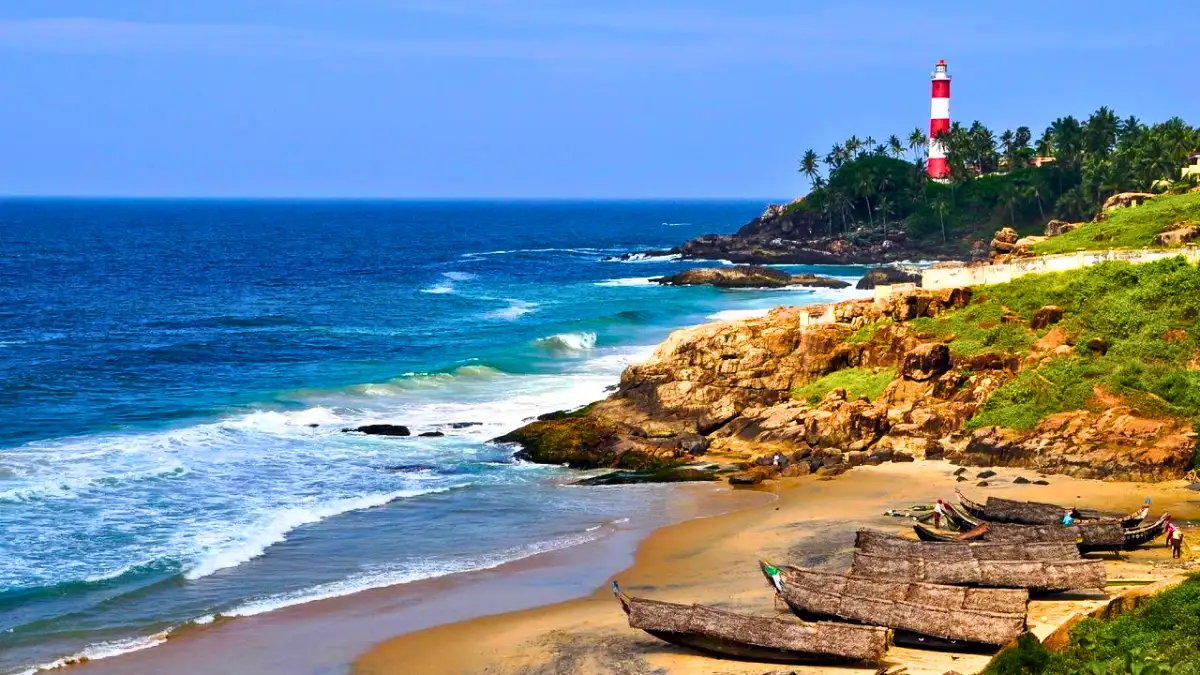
[612,582,890,664]
[852,530,1106,591]
[913,519,1130,554]
[759,561,1027,649]
[956,490,1146,528]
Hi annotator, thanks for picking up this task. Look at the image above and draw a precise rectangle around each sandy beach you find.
[355,461,1200,675]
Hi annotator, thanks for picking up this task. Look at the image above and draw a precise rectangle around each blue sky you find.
[1,1,1197,198]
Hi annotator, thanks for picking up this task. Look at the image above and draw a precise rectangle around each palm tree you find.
[932,197,951,243]
[1000,130,1016,171]
[825,144,845,172]
[845,136,863,159]
[908,128,927,162]
[864,136,877,156]
[858,165,875,228]
[887,134,904,159]
[876,196,893,240]
[800,149,821,188]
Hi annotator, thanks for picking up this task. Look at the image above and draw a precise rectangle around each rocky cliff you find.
[498,287,1197,483]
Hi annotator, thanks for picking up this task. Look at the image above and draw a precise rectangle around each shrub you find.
[792,367,898,405]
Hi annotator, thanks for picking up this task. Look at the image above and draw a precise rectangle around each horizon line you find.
[0,195,787,203]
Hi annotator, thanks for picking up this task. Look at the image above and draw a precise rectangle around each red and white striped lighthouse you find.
[927,59,951,180]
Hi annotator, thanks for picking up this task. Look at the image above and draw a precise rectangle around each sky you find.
[1,1,1197,198]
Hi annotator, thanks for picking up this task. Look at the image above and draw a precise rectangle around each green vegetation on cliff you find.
[968,257,1200,430]
[984,575,1200,675]
[792,367,897,405]
[1033,191,1200,255]
[845,257,1200,434]
[795,111,1200,251]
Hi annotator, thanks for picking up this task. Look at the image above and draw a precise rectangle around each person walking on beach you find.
[1167,519,1184,559]
[933,499,946,529]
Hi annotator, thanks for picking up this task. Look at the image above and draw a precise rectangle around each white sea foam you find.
[535,331,597,353]
[18,634,170,675]
[421,281,456,294]
[462,247,616,259]
[483,299,539,321]
[442,271,477,281]
[222,525,614,618]
[602,252,682,263]
[705,308,772,322]
[594,277,656,287]
[183,486,457,580]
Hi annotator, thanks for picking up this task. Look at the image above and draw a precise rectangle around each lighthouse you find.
[927,59,951,180]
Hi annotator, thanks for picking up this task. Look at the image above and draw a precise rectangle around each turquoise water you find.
[0,200,869,673]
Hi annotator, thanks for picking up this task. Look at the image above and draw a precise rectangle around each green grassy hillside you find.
[1033,191,1200,254]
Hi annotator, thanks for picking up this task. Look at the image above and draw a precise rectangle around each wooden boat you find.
[914,520,1131,554]
[760,561,1027,650]
[853,530,1106,591]
[612,582,890,663]
[941,502,983,530]
[1117,514,1171,550]
[956,490,1146,528]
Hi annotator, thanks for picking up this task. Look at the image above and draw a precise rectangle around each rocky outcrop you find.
[1153,225,1200,247]
[1044,220,1083,237]
[497,285,1194,482]
[1103,192,1156,211]
[633,202,949,266]
[990,228,1020,258]
[949,410,1198,481]
[1030,306,1064,330]
[654,266,849,289]
[855,267,923,290]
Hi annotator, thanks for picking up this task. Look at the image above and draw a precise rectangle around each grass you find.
[846,318,893,344]
[908,299,1037,357]
[1033,191,1200,255]
[792,367,897,405]
[845,256,1200,437]
[982,575,1200,675]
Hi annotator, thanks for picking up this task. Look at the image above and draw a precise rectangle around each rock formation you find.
[654,266,849,289]
[1153,224,1200,247]
[1102,192,1156,211]
[495,286,1196,483]
[989,228,1020,259]
[855,267,923,290]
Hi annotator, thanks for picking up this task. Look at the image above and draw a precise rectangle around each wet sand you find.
[354,462,1200,675]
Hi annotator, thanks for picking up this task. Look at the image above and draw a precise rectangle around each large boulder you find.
[989,227,1020,258]
[1044,220,1083,237]
[1030,306,1064,330]
[1103,192,1155,211]
[655,266,849,289]
[1153,225,1200,247]
[855,267,923,290]
[900,343,951,382]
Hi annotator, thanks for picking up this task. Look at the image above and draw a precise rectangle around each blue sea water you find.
[0,199,868,673]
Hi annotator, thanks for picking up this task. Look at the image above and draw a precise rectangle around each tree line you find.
[794,108,1200,247]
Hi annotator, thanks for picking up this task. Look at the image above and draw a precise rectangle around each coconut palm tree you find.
[845,136,863,159]
[825,144,845,172]
[908,128,927,162]
[1000,130,1016,171]
[876,196,893,240]
[932,197,951,243]
[800,149,821,188]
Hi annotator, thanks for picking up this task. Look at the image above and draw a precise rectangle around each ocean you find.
[0,199,869,674]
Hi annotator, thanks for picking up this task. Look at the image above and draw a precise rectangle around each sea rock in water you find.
[418,431,445,437]
[654,266,849,289]
[855,267,922,290]
[344,424,411,437]
[448,422,482,429]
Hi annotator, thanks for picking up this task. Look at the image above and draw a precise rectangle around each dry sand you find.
[354,462,1200,675]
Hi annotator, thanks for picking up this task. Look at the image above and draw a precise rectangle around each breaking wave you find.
[535,332,597,353]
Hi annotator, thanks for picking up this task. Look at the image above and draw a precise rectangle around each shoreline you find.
[61,483,770,675]
[353,462,1200,675]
